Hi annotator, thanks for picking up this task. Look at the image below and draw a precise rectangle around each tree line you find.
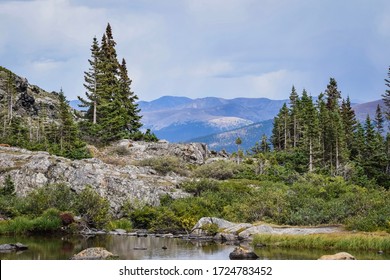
[0,24,157,159]
[270,73,390,188]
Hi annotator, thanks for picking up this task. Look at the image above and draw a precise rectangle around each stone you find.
[114,229,127,235]
[219,233,237,241]
[224,223,253,234]
[71,247,118,260]
[229,247,258,260]
[0,243,28,252]
[190,217,236,236]
[238,225,274,240]
[318,252,356,260]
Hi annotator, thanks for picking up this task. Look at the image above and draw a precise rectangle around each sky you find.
[0,0,389,102]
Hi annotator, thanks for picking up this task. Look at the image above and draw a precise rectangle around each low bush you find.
[137,156,188,176]
[180,179,219,196]
[105,218,133,232]
[192,160,242,180]
[74,186,111,228]
[20,184,77,216]
[0,208,62,234]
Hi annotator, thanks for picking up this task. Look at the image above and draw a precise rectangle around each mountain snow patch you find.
[208,117,253,130]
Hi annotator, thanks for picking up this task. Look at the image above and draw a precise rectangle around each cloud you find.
[0,0,389,102]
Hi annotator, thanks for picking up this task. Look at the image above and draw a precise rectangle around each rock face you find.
[0,66,61,120]
[71,247,118,260]
[117,140,209,164]
[229,247,258,260]
[318,252,356,260]
[0,145,192,216]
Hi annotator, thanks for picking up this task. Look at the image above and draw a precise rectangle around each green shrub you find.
[0,208,62,234]
[137,156,188,176]
[200,223,219,236]
[0,175,15,196]
[113,145,131,156]
[31,208,62,232]
[130,205,159,229]
[192,160,242,180]
[105,218,133,231]
[75,186,111,228]
[180,179,219,196]
[21,184,77,216]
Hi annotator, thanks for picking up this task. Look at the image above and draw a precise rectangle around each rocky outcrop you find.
[318,252,356,260]
[0,145,190,216]
[0,66,60,120]
[229,247,258,260]
[71,247,118,260]
[0,243,28,252]
[191,217,343,240]
[115,140,209,164]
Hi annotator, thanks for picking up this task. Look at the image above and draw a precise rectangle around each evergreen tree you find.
[300,90,319,172]
[79,36,101,125]
[289,86,300,148]
[341,96,357,154]
[260,134,270,153]
[118,58,142,134]
[56,89,90,159]
[324,78,346,173]
[382,66,390,123]
[375,104,385,134]
[78,23,144,144]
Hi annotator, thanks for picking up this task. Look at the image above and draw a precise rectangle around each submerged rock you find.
[318,252,356,260]
[71,247,118,260]
[0,243,28,252]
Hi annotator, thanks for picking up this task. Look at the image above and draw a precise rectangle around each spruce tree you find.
[79,36,101,125]
[289,86,300,148]
[324,78,346,173]
[382,66,390,123]
[118,58,142,134]
[78,23,144,144]
[301,90,319,172]
[57,89,90,159]
[375,104,385,134]
[341,96,357,155]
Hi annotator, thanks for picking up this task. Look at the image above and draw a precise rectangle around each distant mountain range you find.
[70,96,386,153]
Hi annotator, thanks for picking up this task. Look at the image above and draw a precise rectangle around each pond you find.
[0,234,389,260]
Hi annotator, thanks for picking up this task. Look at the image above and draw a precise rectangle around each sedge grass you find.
[252,232,390,252]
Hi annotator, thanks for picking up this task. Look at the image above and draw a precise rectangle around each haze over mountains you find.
[71,95,386,153]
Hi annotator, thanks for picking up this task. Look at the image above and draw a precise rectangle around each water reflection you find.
[0,234,389,260]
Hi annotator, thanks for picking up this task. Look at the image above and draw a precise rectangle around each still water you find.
[0,234,389,260]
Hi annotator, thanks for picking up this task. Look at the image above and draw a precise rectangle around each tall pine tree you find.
[382,66,390,123]
[78,23,143,144]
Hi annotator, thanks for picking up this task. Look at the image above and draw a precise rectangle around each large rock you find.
[0,67,60,119]
[120,140,209,165]
[238,225,274,240]
[318,252,356,260]
[0,243,28,252]
[190,217,236,236]
[229,247,258,260]
[71,247,118,260]
[0,146,190,216]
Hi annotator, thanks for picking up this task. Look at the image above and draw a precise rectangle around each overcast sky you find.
[1,0,389,102]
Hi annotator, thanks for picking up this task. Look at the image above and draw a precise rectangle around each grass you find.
[0,208,62,234]
[252,232,390,252]
[105,218,133,232]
